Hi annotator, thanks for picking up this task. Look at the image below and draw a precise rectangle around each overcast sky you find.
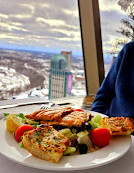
[0,0,127,56]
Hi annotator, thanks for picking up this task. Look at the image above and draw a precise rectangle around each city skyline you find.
[0,0,128,56]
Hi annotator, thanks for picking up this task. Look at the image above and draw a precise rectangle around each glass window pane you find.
[99,0,129,76]
[0,0,86,100]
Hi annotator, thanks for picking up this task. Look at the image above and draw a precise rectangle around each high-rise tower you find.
[49,54,72,99]
[61,51,72,69]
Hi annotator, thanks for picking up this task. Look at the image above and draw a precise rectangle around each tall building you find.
[61,51,72,69]
[49,54,72,99]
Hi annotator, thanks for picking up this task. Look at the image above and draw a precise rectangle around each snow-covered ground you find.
[0,66,30,91]
[0,66,30,99]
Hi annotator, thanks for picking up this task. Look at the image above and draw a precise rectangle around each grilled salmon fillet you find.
[101,117,134,135]
[41,111,91,127]
[23,126,70,163]
[25,107,73,121]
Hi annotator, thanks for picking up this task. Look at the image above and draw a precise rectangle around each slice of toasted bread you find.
[101,117,134,135]
[23,126,70,163]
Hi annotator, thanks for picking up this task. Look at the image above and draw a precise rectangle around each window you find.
[99,0,128,76]
[0,0,90,100]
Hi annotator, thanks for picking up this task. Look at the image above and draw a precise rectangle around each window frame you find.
[78,0,105,95]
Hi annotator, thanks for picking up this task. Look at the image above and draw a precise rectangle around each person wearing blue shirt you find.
[91,41,134,117]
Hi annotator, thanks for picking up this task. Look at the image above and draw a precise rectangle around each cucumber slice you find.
[77,130,89,137]
[59,128,77,141]
[63,146,76,156]
[88,121,99,131]
[59,128,72,136]
[92,115,102,125]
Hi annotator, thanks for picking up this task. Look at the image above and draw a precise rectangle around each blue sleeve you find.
[91,49,123,115]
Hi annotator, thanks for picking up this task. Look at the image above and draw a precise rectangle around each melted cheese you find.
[101,117,134,135]
[23,126,70,162]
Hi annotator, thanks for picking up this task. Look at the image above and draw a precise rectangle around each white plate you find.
[0,111,131,171]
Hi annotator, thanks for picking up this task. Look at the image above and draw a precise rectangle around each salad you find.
[4,110,111,157]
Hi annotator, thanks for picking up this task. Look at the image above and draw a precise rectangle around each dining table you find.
[0,96,134,173]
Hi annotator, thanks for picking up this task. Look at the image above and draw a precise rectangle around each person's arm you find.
[91,48,123,115]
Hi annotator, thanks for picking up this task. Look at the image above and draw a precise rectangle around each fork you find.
[40,102,55,109]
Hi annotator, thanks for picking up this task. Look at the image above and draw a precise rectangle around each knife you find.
[0,100,49,109]
[0,101,73,109]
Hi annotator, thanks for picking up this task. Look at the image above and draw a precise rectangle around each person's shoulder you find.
[115,41,134,62]
[123,41,134,50]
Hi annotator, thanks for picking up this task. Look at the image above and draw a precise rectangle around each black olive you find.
[74,126,82,132]
[83,122,91,130]
[78,144,88,154]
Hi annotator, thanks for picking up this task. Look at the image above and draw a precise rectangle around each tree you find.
[109,2,134,56]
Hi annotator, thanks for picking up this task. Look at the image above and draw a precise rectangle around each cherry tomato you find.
[15,125,33,143]
[73,109,84,112]
[90,128,111,147]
